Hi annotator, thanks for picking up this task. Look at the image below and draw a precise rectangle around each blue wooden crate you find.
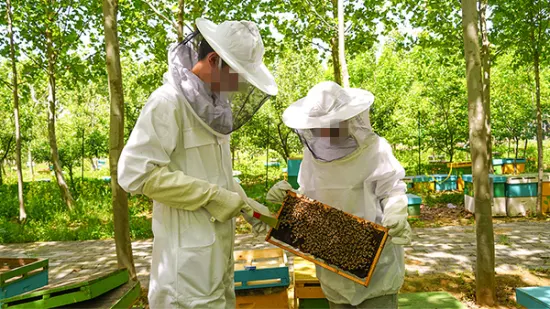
[0,258,48,302]
[234,266,290,290]
[506,177,538,197]
[516,287,550,309]
[433,174,458,191]
[234,249,290,291]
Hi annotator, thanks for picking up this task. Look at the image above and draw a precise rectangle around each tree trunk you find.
[337,0,349,88]
[461,0,496,305]
[479,0,493,174]
[46,4,74,210]
[7,0,26,222]
[102,0,137,280]
[28,147,34,181]
[177,0,185,42]
[80,128,84,179]
[534,50,543,215]
[523,139,528,158]
[515,138,520,174]
[330,36,342,86]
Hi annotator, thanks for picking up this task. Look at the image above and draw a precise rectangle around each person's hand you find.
[204,188,249,222]
[242,198,271,237]
[267,180,293,204]
[382,216,411,245]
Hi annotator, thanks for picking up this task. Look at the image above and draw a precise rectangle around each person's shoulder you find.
[143,84,182,112]
[149,84,180,103]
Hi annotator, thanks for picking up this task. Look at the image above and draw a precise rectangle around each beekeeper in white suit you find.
[118,18,276,308]
[267,81,411,308]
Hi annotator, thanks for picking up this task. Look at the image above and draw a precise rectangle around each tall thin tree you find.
[177,0,185,42]
[479,0,493,173]
[6,0,26,221]
[462,0,496,305]
[45,0,75,210]
[338,0,349,88]
[102,0,137,279]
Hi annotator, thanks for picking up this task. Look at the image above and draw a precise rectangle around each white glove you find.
[242,198,271,237]
[382,216,412,245]
[267,180,294,204]
[381,194,411,245]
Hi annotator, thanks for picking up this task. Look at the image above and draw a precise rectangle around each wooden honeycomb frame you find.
[265,191,388,287]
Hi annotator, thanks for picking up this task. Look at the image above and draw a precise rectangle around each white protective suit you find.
[118,19,276,308]
[278,81,410,306]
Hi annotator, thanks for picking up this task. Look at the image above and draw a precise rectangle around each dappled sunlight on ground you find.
[1,221,549,308]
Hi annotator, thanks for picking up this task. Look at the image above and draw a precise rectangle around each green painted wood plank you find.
[398,292,465,308]
[57,280,141,309]
[298,298,329,308]
[1,269,128,309]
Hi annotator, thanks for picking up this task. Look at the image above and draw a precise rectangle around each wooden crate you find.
[293,257,327,309]
[236,287,289,309]
[1,269,129,309]
[266,191,388,288]
[0,258,48,301]
[234,249,290,290]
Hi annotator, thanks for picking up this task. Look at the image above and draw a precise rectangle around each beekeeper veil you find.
[282,81,375,162]
[166,18,277,135]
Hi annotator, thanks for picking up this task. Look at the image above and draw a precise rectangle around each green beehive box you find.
[406,194,422,217]
[287,159,302,190]
[491,175,507,198]
[492,159,504,175]
[462,175,474,196]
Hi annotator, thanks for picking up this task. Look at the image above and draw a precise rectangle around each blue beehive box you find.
[506,176,538,197]
[233,249,290,291]
[516,287,550,309]
[0,258,48,302]
[433,174,458,191]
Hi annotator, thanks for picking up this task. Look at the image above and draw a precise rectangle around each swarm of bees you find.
[271,195,385,278]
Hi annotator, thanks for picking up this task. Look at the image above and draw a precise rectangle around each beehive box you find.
[234,249,290,309]
[234,249,290,290]
[0,258,48,301]
[266,191,388,288]
[293,257,327,309]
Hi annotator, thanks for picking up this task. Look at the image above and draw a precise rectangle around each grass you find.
[0,160,286,243]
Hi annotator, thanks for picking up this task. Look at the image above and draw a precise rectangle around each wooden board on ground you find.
[398,292,465,308]
[57,279,141,309]
[266,191,388,288]
[1,269,129,309]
